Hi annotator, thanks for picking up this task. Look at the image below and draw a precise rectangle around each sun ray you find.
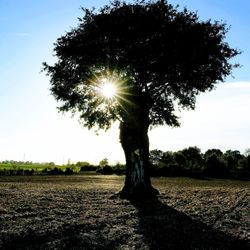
[98,78,117,99]
[86,68,138,118]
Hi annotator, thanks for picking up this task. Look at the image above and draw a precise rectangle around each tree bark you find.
[119,117,159,199]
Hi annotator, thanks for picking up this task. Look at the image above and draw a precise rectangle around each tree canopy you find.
[43,0,239,130]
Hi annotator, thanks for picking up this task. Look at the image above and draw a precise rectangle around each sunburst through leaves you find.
[97,78,117,99]
[89,69,134,115]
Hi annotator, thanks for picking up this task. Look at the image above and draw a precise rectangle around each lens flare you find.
[100,80,117,99]
[87,68,134,118]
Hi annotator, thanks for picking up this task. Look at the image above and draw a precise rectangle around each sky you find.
[0,0,250,164]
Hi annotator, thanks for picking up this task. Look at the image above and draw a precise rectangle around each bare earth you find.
[0,175,249,249]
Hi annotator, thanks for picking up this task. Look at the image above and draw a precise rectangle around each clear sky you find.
[0,0,249,164]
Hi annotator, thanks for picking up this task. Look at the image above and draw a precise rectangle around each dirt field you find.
[0,175,249,249]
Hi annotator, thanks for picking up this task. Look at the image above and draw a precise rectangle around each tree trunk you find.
[119,118,159,199]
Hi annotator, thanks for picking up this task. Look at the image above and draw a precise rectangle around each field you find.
[0,163,78,174]
[0,175,249,249]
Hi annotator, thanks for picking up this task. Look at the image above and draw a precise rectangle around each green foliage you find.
[76,161,90,167]
[1,148,249,179]
[96,163,125,175]
[204,149,226,177]
[96,159,125,175]
[244,148,250,157]
[0,161,75,176]
[150,147,250,180]
[0,160,126,176]
[180,147,204,172]
[78,162,98,172]
[43,0,239,130]
[0,161,56,171]
[112,162,126,175]
[99,158,109,167]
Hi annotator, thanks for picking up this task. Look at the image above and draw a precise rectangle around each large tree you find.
[43,0,239,198]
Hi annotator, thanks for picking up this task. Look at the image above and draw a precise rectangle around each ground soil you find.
[0,175,249,249]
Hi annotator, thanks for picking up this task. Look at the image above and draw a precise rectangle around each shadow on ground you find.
[1,194,249,249]
[132,197,250,250]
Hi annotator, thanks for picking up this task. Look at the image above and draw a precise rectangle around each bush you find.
[96,165,114,174]
[112,163,125,175]
[47,167,64,175]
[64,167,74,175]
[80,165,97,172]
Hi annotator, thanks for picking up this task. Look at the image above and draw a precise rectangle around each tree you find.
[204,149,226,177]
[149,149,168,176]
[99,158,109,167]
[244,148,250,157]
[180,147,204,175]
[149,149,165,166]
[43,0,239,198]
[223,150,244,177]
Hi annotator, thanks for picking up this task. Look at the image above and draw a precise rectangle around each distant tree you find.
[97,158,114,174]
[245,155,250,178]
[204,149,223,158]
[237,156,250,179]
[150,150,181,176]
[99,158,109,168]
[173,150,191,174]
[76,161,96,171]
[204,149,226,177]
[43,0,240,198]
[113,162,126,175]
[244,148,250,157]
[76,161,90,167]
[223,150,244,177]
[149,149,168,176]
[149,149,164,166]
[64,167,74,175]
[162,151,175,166]
[180,147,204,174]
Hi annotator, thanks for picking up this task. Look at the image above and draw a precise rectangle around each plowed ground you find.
[0,175,249,249]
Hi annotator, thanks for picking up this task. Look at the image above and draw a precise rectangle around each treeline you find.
[150,147,250,180]
[1,147,249,180]
[0,159,125,176]
[75,160,125,175]
[0,161,76,176]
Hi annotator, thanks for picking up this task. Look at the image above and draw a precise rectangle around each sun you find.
[100,81,117,99]
[90,69,131,108]
[97,78,117,99]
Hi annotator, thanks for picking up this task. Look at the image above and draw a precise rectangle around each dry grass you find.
[0,175,249,249]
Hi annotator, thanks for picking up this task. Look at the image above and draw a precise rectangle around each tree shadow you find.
[131,197,249,250]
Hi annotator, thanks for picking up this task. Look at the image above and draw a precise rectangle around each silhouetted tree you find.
[223,150,244,177]
[43,0,239,198]
[180,147,204,175]
[99,158,109,167]
[244,148,250,157]
[64,167,74,175]
[76,161,90,167]
[149,149,169,176]
[204,149,226,177]
[173,151,187,175]
[150,149,165,166]
[236,156,250,179]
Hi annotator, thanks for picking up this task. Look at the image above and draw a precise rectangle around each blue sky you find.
[0,0,250,164]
